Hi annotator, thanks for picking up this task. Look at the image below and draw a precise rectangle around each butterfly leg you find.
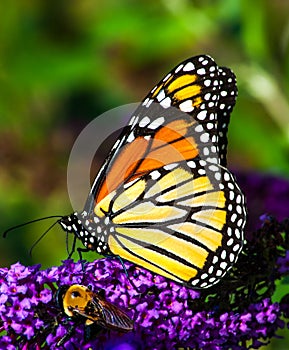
[76,247,91,271]
[67,234,77,259]
[113,255,140,293]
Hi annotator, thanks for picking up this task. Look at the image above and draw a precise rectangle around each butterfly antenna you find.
[3,216,63,238]
[29,220,60,256]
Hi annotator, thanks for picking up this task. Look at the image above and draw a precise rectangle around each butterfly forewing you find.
[88,55,225,205]
[216,67,238,166]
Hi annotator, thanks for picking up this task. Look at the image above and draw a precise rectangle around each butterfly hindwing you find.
[95,159,245,288]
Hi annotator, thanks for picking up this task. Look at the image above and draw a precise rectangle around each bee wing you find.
[92,295,134,332]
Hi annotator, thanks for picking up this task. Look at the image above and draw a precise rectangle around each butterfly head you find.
[58,213,109,254]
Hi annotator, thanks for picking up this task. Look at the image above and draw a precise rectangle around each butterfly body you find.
[59,55,247,289]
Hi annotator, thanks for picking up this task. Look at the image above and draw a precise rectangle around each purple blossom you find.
[236,172,289,232]
[1,172,289,349]
[277,250,289,274]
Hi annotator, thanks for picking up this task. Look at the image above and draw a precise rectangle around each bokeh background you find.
[0,1,289,348]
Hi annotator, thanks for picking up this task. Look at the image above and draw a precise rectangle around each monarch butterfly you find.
[58,54,246,289]
[55,284,133,346]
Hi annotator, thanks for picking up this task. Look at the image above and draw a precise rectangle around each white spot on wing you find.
[150,170,161,180]
[160,97,171,108]
[146,99,153,107]
[179,100,194,112]
[200,132,210,143]
[183,62,195,71]
[197,68,206,75]
[128,116,136,125]
[163,73,172,82]
[175,64,184,73]
[126,132,135,143]
[156,89,166,102]
[148,117,165,129]
[139,116,150,127]
[123,178,139,189]
[197,110,207,120]
[164,163,178,170]
[195,125,203,133]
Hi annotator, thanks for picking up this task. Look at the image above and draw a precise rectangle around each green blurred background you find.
[0,1,289,348]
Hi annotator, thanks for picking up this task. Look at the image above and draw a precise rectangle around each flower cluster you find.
[1,216,289,350]
[1,173,289,349]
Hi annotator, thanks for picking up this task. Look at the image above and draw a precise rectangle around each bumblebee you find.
[55,284,134,346]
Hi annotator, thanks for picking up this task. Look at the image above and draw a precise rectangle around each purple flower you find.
[1,172,289,349]
[277,250,289,274]
[0,253,287,349]
[236,172,289,232]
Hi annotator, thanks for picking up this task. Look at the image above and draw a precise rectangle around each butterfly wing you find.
[64,55,246,288]
[217,66,238,167]
[85,55,224,208]
[95,158,246,288]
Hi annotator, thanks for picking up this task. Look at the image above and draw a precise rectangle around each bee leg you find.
[84,323,103,342]
[56,323,77,347]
